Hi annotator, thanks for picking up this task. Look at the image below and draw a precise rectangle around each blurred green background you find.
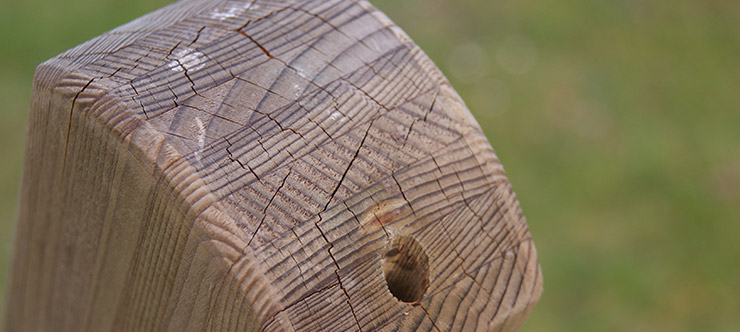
[1,0,739,330]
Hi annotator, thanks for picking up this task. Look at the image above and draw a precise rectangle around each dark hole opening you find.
[381,235,430,303]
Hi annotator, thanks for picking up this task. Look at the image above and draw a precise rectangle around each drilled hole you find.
[382,235,430,303]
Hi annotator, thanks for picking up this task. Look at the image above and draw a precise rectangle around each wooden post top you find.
[6,0,541,331]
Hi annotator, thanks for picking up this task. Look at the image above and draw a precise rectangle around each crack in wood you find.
[308,118,376,331]
[247,168,291,247]
[238,30,273,58]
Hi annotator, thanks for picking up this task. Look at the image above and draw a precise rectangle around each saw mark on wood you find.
[261,280,340,332]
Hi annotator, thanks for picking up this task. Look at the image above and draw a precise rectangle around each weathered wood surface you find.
[4,0,542,331]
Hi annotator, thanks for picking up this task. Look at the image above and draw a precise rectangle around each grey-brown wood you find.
[4,0,542,331]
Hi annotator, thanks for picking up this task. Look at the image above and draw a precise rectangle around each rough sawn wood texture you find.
[4,0,542,331]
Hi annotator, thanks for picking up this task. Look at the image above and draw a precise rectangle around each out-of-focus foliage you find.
[1,0,738,330]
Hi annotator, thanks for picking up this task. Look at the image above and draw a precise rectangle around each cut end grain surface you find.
[4,0,542,331]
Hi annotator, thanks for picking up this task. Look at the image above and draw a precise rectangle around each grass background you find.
[1,0,739,330]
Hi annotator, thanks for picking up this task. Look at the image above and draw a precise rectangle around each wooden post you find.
[4,0,542,331]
